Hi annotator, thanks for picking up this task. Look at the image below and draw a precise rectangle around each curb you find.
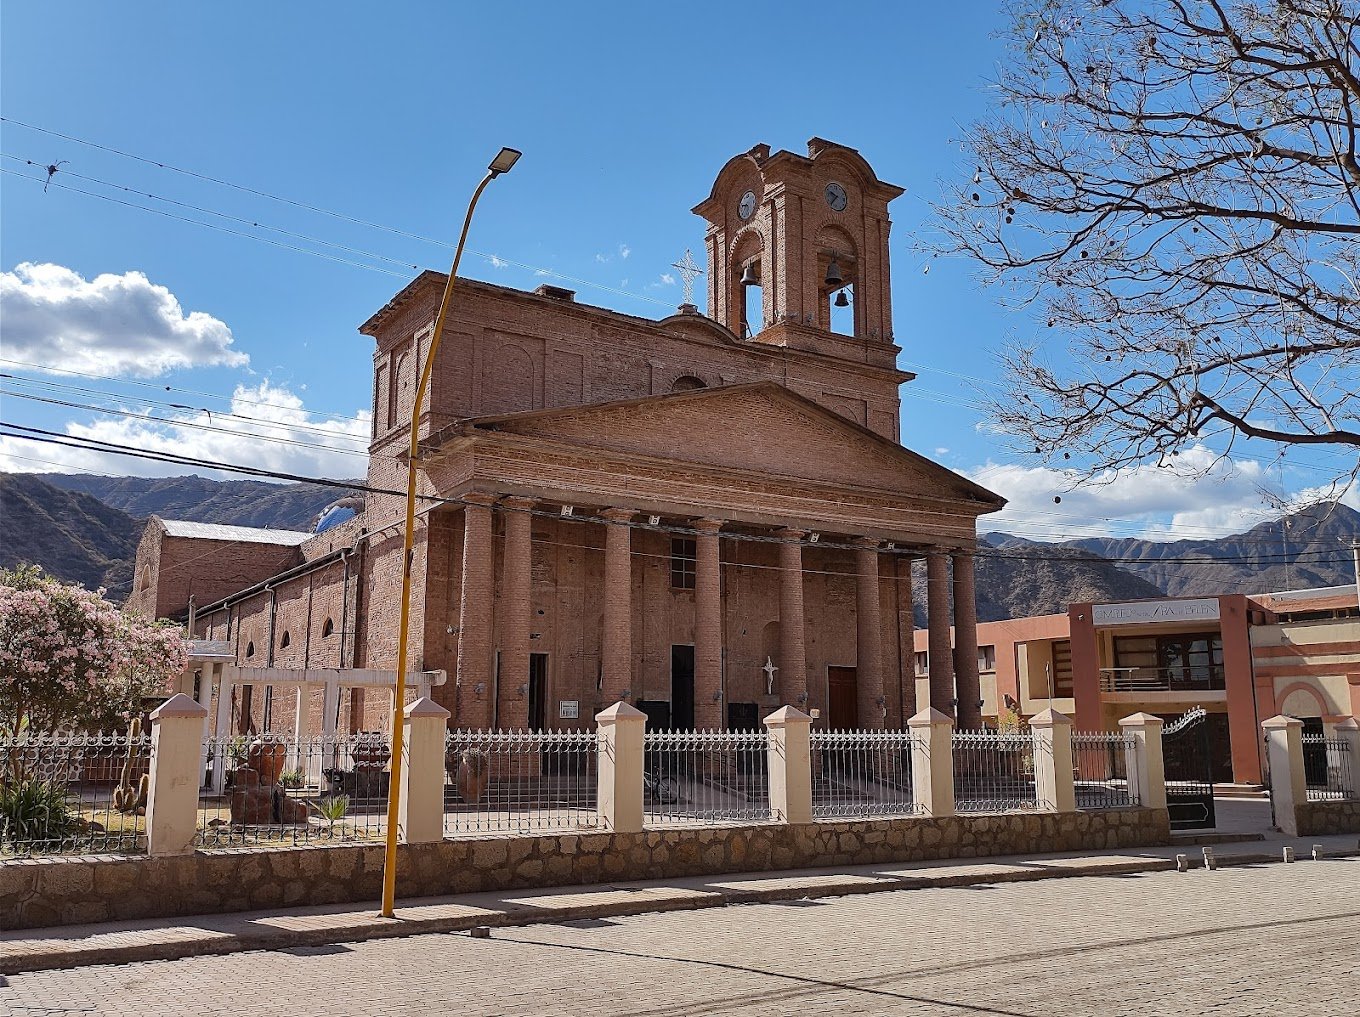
[3,850,1356,975]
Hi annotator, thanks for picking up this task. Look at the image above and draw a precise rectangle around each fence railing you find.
[952,729,1041,813]
[642,729,771,826]
[1071,730,1138,808]
[442,728,598,836]
[196,733,390,847]
[0,731,151,857]
[811,728,920,819]
[1302,734,1354,802]
[1099,665,1226,693]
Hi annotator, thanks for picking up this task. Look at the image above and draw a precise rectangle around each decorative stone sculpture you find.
[228,743,309,827]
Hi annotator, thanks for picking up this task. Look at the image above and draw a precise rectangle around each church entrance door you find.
[671,645,695,731]
[828,666,858,729]
[528,653,548,732]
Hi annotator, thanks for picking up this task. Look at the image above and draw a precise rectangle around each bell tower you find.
[692,138,905,362]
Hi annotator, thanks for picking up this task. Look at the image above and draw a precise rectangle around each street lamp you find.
[380,146,521,918]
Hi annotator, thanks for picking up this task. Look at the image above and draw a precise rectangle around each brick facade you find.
[133,138,1005,735]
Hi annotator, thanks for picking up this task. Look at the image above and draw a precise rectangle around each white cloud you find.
[488,255,508,269]
[935,447,950,456]
[660,273,676,286]
[966,446,1286,541]
[0,380,371,482]
[618,244,631,259]
[0,263,248,377]
[594,253,610,263]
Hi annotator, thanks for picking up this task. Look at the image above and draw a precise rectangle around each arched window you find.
[245,641,255,658]
[671,375,707,393]
[322,617,335,638]
[279,631,291,649]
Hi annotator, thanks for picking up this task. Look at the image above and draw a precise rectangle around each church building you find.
[131,138,1006,736]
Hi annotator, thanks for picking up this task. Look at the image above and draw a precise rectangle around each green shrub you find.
[0,778,76,851]
[279,768,306,789]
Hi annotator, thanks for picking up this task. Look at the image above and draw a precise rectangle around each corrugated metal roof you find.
[159,519,311,545]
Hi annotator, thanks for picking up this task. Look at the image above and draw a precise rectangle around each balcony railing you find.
[1099,665,1225,694]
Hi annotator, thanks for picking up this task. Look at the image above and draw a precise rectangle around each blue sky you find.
[1,2,1345,541]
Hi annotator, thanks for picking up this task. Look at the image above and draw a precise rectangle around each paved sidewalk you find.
[4,828,1356,976]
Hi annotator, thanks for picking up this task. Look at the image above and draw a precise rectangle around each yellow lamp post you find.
[380,146,521,918]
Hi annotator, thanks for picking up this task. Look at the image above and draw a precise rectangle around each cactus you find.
[113,718,148,814]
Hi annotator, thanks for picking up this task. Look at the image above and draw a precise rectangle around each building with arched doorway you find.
[131,139,1006,738]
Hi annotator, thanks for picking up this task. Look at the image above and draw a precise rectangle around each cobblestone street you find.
[5,859,1357,1016]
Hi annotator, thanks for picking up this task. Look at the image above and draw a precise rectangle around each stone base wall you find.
[1,808,1169,931]
[1295,799,1360,836]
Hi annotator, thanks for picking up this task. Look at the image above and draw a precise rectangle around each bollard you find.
[1312,844,1323,861]
[1283,846,1295,863]
[1202,846,1217,870]
[1176,853,1188,872]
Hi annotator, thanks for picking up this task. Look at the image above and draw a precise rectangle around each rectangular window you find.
[670,537,697,590]
[914,651,929,677]
[977,644,996,672]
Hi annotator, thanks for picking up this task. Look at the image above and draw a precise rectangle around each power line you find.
[1,421,1347,570]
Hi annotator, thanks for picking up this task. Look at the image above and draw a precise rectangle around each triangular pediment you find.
[465,383,1002,508]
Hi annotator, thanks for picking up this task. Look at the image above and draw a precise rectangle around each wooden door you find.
[828,666,858,729]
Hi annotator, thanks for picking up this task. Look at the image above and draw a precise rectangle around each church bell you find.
[824,256,844,287]
[739,262,760,287]
[834,290,850,307]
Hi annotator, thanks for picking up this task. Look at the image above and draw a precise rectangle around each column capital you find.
[854,536,883,551]
[461,490,500,508]
[951,547,975,561]
[693,517,725,535]
[774,527,807,541]
[600,506,636,523]
[500,495,537,511]
[926,544,950,559]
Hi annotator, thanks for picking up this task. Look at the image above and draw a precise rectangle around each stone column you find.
[908,706,955,817]
[896,554,916,720]
[693,518,724,730]
[456,493,497,729]
[400,696,451,844]
[855,538,885,728]
[765,706,812,824]
[1119,712,1167,811]
[499,496,535,730]
[1262,714,1307,836]
[146,693,209,856]
[925,548,955,719]
[952,549,982,730]
[1030,708,1076,813]
[601,507,636,701]
[596,701,646,833]
[775,528,808,707]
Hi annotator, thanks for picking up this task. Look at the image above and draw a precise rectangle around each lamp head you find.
[489,147,522,177]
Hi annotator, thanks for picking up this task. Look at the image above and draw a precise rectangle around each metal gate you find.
[1163,707,1215,830]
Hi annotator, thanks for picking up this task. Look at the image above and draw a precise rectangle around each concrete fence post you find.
[764,706,812,824]
[1331,717,1359,799]
[908,707,955,817]
[596,701,646,833]
[1030,708,1076,813]
[1118,713,1167,811]
[1263,714,1307,835]
[400,696,451,844]
[146,693,209,856]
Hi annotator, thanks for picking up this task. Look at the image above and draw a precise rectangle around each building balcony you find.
[1099,666,1226,695]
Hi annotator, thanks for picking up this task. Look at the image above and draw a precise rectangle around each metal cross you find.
[762,656,779,696]
[671,248,704,306]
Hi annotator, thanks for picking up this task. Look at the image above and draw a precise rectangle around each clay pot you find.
[247,738,287,785]
[455,748,490,805]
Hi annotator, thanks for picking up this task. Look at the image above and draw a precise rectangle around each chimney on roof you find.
[534,284,576,302]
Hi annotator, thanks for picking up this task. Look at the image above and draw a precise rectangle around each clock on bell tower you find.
[691,138,905,368]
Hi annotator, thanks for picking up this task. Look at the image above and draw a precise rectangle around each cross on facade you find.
[671,248,704,308]
[762,656,779,696]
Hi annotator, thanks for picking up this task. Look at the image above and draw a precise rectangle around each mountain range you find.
[3,472,1357,619]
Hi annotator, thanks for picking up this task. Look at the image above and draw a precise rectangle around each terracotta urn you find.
[455,748,490,805]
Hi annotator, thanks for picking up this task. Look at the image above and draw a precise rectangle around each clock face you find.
[738,190,757,220]
[825,182,848,212]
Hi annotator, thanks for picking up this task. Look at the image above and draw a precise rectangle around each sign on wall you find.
[1092,599,1220,626]
[559,700,580,720]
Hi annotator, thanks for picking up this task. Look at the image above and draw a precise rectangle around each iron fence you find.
[811,728,920,819]
[0,731,151,856]
[196,732,390,847]
[643,729,771,825]
[1302,734,1354,802]
[952,729,1041,813]
[442,728,598,836]
[1070,730,1138,808]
